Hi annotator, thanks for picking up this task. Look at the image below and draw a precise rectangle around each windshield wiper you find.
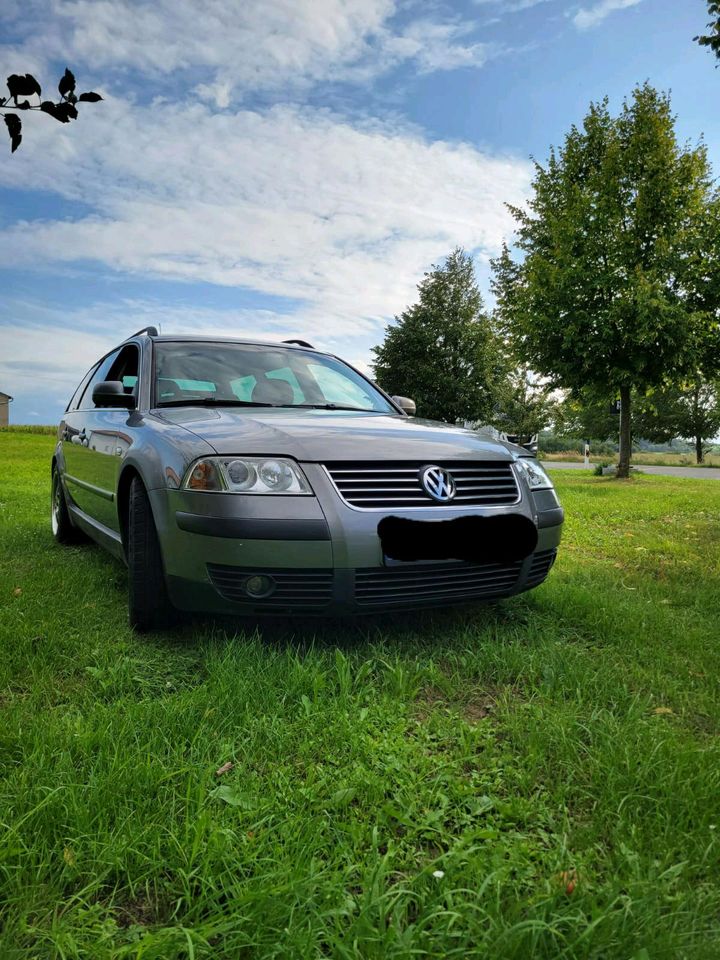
[156,398,280,408]
[293,403,372,412]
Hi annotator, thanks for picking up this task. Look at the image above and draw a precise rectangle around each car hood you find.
[157,407,517,462]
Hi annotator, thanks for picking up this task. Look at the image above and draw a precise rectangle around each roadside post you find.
[584,440,590,467]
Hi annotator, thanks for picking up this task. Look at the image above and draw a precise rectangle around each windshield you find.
[153,341,395,413]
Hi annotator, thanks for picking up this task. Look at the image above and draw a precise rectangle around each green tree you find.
[635,382,720,464]
[372,248,502,424]
[491,84,719,477]
[490,366,558,439]
[555,388,621,443]
[695,2,720,62]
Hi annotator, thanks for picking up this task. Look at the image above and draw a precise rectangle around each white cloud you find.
[572,0,642,31]
[0,302,309,391]
[0,101,530,331]
[0,1,532,422]
[474,0,554,12]
[2,0,500,103]
[380,19,495,73]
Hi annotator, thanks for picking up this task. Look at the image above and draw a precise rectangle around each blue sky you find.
[0,0,717,423]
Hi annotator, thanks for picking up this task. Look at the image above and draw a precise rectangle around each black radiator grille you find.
[324,461,520,509]
[525,549,557,587]
[355,560,523,606]
[207,565,333,608]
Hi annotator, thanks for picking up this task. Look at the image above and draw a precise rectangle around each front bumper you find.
[150,463,563,616]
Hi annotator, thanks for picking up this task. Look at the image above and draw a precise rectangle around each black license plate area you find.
[378,514,537,564]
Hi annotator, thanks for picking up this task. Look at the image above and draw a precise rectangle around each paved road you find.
[542,461,720,480]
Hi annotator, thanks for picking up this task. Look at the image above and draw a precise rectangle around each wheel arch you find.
[117,464,144,557]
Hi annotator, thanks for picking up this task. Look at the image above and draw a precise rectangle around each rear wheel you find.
[127,476,175,632]
[51,468,85,544]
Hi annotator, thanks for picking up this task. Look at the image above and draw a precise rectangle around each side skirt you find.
[68,503,126,563]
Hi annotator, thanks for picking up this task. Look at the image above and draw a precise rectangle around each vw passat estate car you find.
[52,329,564,630]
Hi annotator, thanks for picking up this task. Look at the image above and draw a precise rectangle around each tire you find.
[127,476,176,632]
[51,468,85,544]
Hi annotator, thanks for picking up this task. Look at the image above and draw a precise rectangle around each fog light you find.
[244,574,275,599]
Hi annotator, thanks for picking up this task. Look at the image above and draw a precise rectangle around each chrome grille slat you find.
[325,461,520,509]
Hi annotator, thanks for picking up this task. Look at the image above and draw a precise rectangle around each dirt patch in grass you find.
[415,682,522,724]
[115,895,165,928]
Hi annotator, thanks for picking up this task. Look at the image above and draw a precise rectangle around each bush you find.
[539,432,617,456]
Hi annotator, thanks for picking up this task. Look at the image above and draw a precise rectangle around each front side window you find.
[77,350,120,410]
[106,345,139,401]
[153,343,395,413]
[66,362,100,412]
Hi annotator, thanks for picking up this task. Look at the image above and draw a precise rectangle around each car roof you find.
[126,333,330,354]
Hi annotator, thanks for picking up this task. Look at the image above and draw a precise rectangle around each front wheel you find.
[51,468,85,544]
[127,476,176,632]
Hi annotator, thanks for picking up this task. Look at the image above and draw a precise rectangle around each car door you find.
[62,349,120,525]
[98,344,142,534]
[61,344,143,536]
[65,343,142,532]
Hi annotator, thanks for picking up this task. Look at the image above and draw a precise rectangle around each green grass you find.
[2,433,720,959]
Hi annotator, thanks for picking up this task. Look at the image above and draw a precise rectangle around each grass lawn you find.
[2,432,720,959]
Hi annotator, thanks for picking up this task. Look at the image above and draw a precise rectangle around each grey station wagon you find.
[52,328,564,630]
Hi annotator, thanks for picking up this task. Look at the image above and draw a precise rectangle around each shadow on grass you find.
[169,598,539,653]
[87,535,544,654]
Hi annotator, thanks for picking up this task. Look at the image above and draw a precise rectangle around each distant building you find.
[0,392,12,427]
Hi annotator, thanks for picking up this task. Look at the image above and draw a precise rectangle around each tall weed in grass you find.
[1,433,719,958]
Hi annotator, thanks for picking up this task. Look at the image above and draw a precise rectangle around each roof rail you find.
[282,338,315,349]
[125,326,159,340]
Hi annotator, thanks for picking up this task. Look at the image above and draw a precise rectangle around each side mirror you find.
[92,381,135,409]
[392,395,416,416]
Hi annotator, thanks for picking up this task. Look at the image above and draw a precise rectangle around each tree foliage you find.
[489,367,558,439]
[694,2,720,62]
[555,388,621,442]
[1,68,102,153]
[491,84,720,477]
[371,249,502,425]
[634,381,720,463]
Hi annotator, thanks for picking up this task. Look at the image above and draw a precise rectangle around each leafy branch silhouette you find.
[1,68,102,153]
[694,1,720,64]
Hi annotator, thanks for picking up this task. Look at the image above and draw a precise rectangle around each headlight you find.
[515,458,553,490]
[183,457,312,494]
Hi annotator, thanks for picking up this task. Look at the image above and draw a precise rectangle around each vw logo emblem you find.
[420,465,456,502]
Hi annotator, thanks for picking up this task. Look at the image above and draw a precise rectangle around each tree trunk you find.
[696,435,704,464]
[617,385,632,478]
